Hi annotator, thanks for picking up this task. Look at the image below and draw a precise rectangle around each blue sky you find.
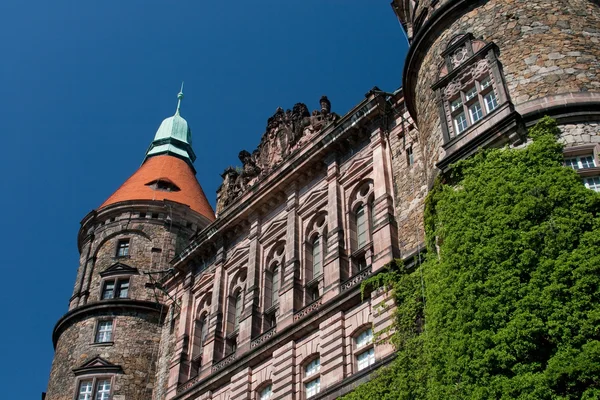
[0,1,407,396]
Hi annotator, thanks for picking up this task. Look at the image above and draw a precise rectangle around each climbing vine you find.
[343,117,600,399]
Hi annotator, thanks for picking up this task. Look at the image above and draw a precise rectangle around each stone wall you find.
[406,0,600,180]
[559,121,600,146]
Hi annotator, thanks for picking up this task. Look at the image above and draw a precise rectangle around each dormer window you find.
[448,76,499,137]
[145,178,180,192]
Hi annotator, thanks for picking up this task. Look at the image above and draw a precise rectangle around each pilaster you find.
[319,311,346,390]
[279,184,301,329]
[272,341,296,400]
[323,153,344,301]
[238,213,261,354]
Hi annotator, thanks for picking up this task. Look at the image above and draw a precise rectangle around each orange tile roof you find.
[99,155,215,221]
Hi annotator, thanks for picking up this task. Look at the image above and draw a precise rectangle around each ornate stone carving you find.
[250,328,277,349]
[340,267,373,292]
[293,298,322,322]
[216,96,339,215]
[211,353,237,373]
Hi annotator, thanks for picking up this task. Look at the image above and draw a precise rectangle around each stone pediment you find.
[225,246,250,269]
[72,356,123,376]
[339,154,373,185]
[100,262,139,277]
[259,217,287,244]
[298,186,328,216]
[193,272,215,292]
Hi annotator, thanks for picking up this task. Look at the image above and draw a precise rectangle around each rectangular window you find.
[450,98,463,112]
[480,76,492,90]
[356,348,376,371]
[584,177,600,192]
[465,86,477,101]
[95,379,111,400]
[305,378,320,398]
[116,239,129,257]
[356,328,373,348]
[484,92,498,113]
[116,280,129,298]
[469,102,483,123]
[454,113,468,135]
[566,155,596,170]
[101,281,115,300]
[406,146,414,166]
[95,320,113,343]
[78,380,93,400]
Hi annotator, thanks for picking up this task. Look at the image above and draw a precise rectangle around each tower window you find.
[95,320,113,343]
[565,155,596,170]
[101,278,130,299]
[406,146,414,166]
[145,178,181,192]
[116,239,130,257]
[77,378,111,400]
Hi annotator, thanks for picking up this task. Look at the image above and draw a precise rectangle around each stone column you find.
[173,273,194,382]
[201,239,226,375]
[323,153,345,302]
[238,213,261,353]
[279,183,302,329]
[370,127,399,271]
[230,366,252,400]
[272,341,296,400]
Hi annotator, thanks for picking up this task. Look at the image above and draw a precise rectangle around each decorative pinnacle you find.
[176,82,184,115]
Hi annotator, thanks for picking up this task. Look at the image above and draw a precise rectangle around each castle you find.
[45,1,600,399]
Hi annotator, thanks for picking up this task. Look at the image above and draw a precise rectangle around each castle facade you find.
[45,1,600,399]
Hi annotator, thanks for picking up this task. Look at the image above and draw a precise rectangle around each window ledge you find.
[264,303,279,315]
[576,167,600,178]
[90,341,114,347]
[225,330,239,340]
[305,274,323,288]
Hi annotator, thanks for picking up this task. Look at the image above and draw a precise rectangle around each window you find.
[304,357,321,398]
[101,278,130,299]
[356,204,367,248]
[234,292,242,330]
[271,266,280,305]
[95,320,113,343]
[312,237,321,277]
[406,146,414,166]
[357,348,375,371]
[355,328,375,371]
[259,385,273,400]
[584,177,600,192]
[116,239,129,257]
[449,76,498,137]
[305,378,320,398]
[565,155,596,170]
[77,378,111,400]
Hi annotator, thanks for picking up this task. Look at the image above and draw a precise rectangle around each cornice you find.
[52,299,166,348]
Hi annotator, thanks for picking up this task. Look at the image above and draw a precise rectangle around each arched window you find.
[312,236,322,277]
[356,204,367,249]
[193,314,208,367]
[258,384,273,400]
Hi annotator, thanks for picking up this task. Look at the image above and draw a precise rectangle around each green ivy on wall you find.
[343,117,600,400]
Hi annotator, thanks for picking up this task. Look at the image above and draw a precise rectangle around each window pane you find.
[480,76,492,89]
[356,205,367,248]
[356,328,373,348]
[465,86,477,101]
[101,281,115,300]
[484,92,498,113]
[259,385,273,400]
[450,98,462,112]
[584,177,600,192]
[95,379,111,400]
[454,113,468,134]
[116,280,129,298]
[234,293,242,330]
[581,156,596,169]
[312,237,321,277]
[305,358,321,377]
[272,267,279,304]
[78,380,93,400]
[305,378,321,398]
[95,320,113,343]
[357,348,376,371]
[565,157,580,170]
[117,240,129,257]
[469,102,483,123]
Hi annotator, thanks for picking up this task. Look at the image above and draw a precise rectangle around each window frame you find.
[100,276,130,300]
[74,376,114,400]
[115,239,130,258]
[94,319,114,344]
[353,327,376,373]
[447,76,498,138]
[258,383,273,400]
[303,356,321,399]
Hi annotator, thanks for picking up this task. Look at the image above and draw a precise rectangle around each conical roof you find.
[99,155,215,220]
[98,86,215,221]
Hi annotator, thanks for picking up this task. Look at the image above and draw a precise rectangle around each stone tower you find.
[45,89,215,400]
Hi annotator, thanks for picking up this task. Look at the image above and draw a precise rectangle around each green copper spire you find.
[144,84,197,170]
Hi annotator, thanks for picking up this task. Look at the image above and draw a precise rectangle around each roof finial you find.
[176,82,184,115]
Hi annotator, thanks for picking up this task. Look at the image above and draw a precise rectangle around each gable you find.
[100,262,139,278]
[339,154,373,185]
[72,356,123,376]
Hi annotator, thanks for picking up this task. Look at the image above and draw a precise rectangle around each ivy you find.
[342,117,600,399]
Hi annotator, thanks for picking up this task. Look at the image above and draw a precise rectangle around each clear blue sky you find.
[0,1,407,396]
